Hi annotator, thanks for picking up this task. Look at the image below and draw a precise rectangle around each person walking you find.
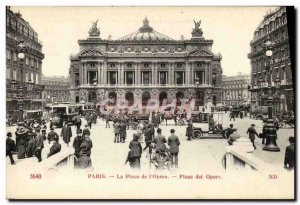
[153,128,167,154]
[143,124,153,152]
[247,124,259,150]
[186,121,193,141]
[26,132,37,158]
[47,127,59,144]
[167,129,180,168]
[47,135,61,158]
[113,119,120,143]
[15,122,28,159]
[128,134,142,169]
[80,133,93,157]
[61,122,72,146]
[6,132,16,165]
[284,136,295,170]
[73,129,83,158]
[229,111,235,121]
[35,128,44,162]
[120,119,127,143]
[173,114,178,126]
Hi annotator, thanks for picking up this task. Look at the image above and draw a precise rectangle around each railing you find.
[223,138,274,172]
[39,148,75,171]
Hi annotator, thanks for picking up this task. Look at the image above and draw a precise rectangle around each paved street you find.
[6,111,294,172]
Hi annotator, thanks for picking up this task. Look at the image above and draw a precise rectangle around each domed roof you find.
[119,17,174,41]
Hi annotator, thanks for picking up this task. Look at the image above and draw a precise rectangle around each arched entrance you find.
[196,91,204,106]
[108,92,117,106]
[142,92,151,106]
[125,92,134,106]
[212,95,217,106]
[159,92,168,106]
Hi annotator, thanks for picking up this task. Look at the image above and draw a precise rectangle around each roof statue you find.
[191,19,203,39]
[89,19,100,38]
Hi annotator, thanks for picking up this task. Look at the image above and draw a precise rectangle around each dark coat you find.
[129,140,142,158]
[35,133,44,149]
[186,124,193,137]
[80,138,93,156]
[167,134,180,154]
[26,138,37,157]
[61,125,72,143]
[47,142,61,158]
[47,131,59,142]
[284,144,295,169]
[247,127,259,140]
[76,155,92,169]
[73,136,83,158]
[6,138,16,153]
[153,134,167,152]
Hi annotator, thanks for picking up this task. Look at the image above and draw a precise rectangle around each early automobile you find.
[23,109,43,124]
[191,112,224,139]
[50,104,79,128]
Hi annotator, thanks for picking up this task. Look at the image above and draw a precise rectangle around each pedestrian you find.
[61,121,72,146]
[88,113,93,129]
[186,121,193,141]
[6,132,16,165]
[41,121,47,140]
[47,127,59,144]
[239,111,243,119]
[82,124,91,137]
[161,113,165,125]
[120,119,127,143]
[284,136,295,170]
[229,111,235,121]
[261,121,267,144]
[80,133,93,157]
[47,135,61,158]
[149,122,155,140]
[105,115,111,128]
[15,122,28,159]
[247,124,259,150]
[76,153,93,169]
[153,128,167,153]
[167,129,180,168]
[73,129,83,158]
[75,116,82,130]
[128,134,142,169]
[113,119,120,143]
[143,124,153,152]
[173,114,178,126]
[35,128,44,162]
[137,120,144,143]
[26,132,37,158]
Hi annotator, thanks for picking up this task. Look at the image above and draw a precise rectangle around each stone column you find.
[168,63,171,85]
[186,61,189,85]
[118,64,121,85]
[98,63,101,84]
[121,62,124,85]
[135,64,138,85]
[191,63,194,85]
[104,62,107,85]
[152,63,155,85]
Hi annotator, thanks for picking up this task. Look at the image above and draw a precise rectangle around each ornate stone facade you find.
[69,18,223,107]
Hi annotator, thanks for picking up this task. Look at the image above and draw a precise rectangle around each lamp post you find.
[195,77,200,110]
[27,79,33,109]
[93,78,97,110]
[262,36,280,152]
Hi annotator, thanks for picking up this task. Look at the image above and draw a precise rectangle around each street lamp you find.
[195,77,200,110]
[93,78,97,110]
[262,36,280,152]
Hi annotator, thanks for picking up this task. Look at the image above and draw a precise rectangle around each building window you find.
[6,68,10,80]
[158,71,168,85]
[13,53,17,61]
[142,71,151,85]
[175,71,185,85]
[124,71,134,85]
[282,67,286,80]
[212,73,217,85]
[194,71,205,84]
[108,71,117,85]
[87,71,98,84]
[25,57,29,65]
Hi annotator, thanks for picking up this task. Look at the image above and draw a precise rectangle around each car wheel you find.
[192,130,202,139]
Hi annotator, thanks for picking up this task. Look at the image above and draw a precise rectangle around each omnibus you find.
[50,104,79,128]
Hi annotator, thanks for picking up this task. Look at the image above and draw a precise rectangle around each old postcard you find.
[5,6,295,200]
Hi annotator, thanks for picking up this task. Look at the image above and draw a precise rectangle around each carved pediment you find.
[188,49,213,57]
[80,50,104,57]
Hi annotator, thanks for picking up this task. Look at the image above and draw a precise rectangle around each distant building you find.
[42,75,70,103]
[69,17,223,107]
[248,6,293,112]
[6,7,45,118]
[222,73,251,106]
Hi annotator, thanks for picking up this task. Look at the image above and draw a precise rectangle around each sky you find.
[10,6,276,77]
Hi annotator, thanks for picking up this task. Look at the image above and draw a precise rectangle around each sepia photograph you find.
[5,5,295,200]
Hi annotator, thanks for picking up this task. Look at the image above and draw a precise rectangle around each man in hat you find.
[284,136,295,170]
[229,111,235,121]
[153,128,167,153]
[167,129,180,168]
[113,119,120,143]
[47,135,61,158]
[73,129,84,158]
[35,128,44,162]
[47,127,59,144]
[186,120,193,141]
[6,132,16,165]
[247,124,259,149]
[61,121,72,146]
